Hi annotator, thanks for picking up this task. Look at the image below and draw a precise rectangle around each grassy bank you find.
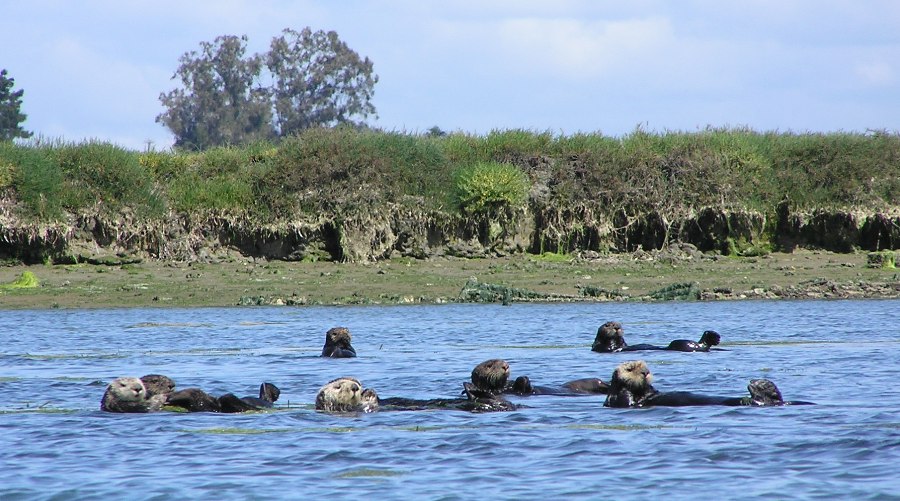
[2,127,899,224]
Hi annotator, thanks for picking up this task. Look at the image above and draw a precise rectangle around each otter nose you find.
[351,383,360,392]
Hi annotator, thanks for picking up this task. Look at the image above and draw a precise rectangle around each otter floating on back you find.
[316,359,518,414]
[591,321,721,353]
[603,360,814,408]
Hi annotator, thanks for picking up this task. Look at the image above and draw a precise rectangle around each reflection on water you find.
[1,299,899,499]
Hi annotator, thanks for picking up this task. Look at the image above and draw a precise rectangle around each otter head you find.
[106,377,148,402]
[470,359,510,395]
[510,376,534,395]
[747,379,784,406]
[591,321,626,352]
[322,327,357,358]
[700,330,721,347]
[101,377,155,412]
[611,360,652,393]
[315,377,367,412]
[140,374,176,398]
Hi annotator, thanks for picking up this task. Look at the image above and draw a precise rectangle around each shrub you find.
[0,143,64,219]
[453,161,529,214]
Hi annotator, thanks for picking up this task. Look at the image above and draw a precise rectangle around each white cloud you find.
[855,62,895,86]
[496,17,673,79]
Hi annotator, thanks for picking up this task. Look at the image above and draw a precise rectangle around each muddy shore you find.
[1,247,897,309]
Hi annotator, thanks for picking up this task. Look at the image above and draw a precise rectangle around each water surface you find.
[2,300,899,499]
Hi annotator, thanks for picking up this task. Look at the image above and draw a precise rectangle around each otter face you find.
[592,321,626,352]
[108,377,147,402]
[611,360,652,392]
[470,359,510,394]
[140,374,176,398]
[322,327,357,357]
[315,377,365,412]
[326,327,352,346]
[101,377,155,412]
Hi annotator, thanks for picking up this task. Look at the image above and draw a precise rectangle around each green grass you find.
[2,127,898,224]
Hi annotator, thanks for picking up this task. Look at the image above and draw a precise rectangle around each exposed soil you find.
[1,248,897,309]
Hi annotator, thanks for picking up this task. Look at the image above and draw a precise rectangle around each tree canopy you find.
[0,69,33,142]
[157,28,378,150]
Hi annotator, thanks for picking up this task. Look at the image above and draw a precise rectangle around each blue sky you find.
[2,1,899,150]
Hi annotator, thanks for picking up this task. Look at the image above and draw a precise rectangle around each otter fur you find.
[315,377,378,413]
[100,377,167,413]
[321,327,357,358]
[591,321,721,353]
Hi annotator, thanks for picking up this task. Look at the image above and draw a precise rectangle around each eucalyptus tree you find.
[265,28,378,135]
[157,28,378,149]
[156,35,273,150]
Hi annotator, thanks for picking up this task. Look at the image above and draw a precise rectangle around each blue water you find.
[1,300,899,500]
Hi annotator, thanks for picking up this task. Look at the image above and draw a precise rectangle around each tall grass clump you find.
[769,131,900,209]
[163,145,265,213]
[453,161,529,214]
[440,129,555,165]
[259,127,451,217]
[0,142,64,219]
[52,141,165,218]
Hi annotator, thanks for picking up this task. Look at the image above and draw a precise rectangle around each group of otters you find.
[101,321,812,414]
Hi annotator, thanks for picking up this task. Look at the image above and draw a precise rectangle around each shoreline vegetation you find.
[1,127,899,308]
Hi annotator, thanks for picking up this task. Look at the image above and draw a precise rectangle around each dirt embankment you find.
[1,201,899,309]
[1,200,899,265]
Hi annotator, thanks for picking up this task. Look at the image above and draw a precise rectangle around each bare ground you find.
[1,248,898,310]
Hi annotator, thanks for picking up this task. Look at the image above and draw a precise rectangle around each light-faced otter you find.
[100,377,167,413]
[314,377,379,413]
[504,375,609,396]
[166,382,281,413]
[604,360,814,408]
[603,360,658,408]
[321,327,357,358]
[591,321,721,353]
[470,359,510,395]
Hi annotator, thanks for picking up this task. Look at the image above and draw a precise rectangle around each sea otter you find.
[603,360,813,408]
[317,360,518,414]
[591,321,721,353]
[321,327,357,358]
[603,360,659,407]
[470,359,510,395]
[504,375,609,396]
[314,377,379,413]
[165,382,281,413]
[140,374,176,398]
[100,377,168,413]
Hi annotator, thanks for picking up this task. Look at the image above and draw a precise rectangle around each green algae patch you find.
[338,468,405,478]
[567,423,675,431]
[0,271,39,289]
[187,427,292,435]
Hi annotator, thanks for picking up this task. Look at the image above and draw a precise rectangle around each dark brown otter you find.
[470,359,510,395]
[321,327,357,358]
[100,377,167,413]
[381,359,517,413]
[591,321,721,353]
[504,376,609,396]
[166,382,280,413]
[140,374,176,398]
